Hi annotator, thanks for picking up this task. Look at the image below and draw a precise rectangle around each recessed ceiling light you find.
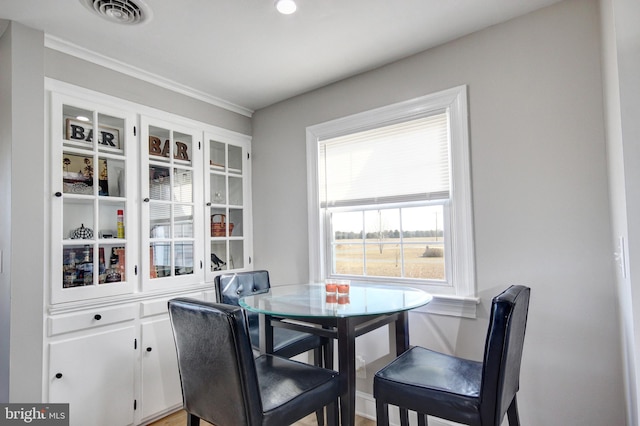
[79,0,152,25]
[76,116,91,122]
[275,0,297,15]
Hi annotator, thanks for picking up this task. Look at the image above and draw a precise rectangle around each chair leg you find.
[326,400,339,426]
[312,347,325,425]
[187,413,200,426]
[417,413,428,426]
[399,407,409,426]
[375,400,390,426]
[507,396,520,426]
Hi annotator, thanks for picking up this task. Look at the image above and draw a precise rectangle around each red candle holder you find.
[337,282,350,294]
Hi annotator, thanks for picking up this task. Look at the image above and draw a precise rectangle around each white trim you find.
[45,78,252,143]
[415,294,479,318]
[306,86,476,311]
[45,35,254,118]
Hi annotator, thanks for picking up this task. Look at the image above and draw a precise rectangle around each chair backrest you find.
[168,298,263,426]
[479,285,531,426]
[214,270,270,331]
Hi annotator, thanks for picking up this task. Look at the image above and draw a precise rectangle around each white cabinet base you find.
[140,317,182,422]
[49,326,136,426]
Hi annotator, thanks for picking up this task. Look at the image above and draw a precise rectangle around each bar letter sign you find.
[148,135,191,162]
[65,118,121,152]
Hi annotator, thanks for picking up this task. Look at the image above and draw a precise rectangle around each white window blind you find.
[319,111,450,208]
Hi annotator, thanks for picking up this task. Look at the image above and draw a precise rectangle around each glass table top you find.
[239,282,432,318]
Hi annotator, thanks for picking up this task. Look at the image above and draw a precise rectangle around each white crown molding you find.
[44,34,254,118]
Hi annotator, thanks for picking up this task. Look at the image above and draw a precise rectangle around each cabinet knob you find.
[94,314,102,320]
[54,192,62,197]
[206,202,211,206]
[55,373,63,379]
[146,347,152,352]
[143,198,150,202]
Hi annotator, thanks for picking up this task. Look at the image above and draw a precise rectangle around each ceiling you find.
[0,0,563,113]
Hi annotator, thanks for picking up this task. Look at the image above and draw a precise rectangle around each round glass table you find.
[240,282,432,426]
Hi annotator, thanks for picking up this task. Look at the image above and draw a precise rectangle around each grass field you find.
[333,237,445,279]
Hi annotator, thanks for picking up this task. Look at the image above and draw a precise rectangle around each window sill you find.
[412,294,480,318]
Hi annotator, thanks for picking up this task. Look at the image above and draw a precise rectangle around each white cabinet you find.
[49,325,136,426]
[45,81,252,425]
[204,131,252,281]
[140,116,205,291]
[140,317,182,421]
[50,92,138,304]
[138,294,199,423]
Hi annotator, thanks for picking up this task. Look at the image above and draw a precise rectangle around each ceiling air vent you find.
[80,0,151,25]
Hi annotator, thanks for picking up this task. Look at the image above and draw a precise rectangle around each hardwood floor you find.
[149,409,376,426]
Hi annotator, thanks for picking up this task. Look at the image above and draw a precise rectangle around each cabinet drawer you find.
[140,292,204,318]
[48,305,136,336]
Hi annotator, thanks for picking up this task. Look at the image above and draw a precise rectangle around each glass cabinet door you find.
[141,117,204,290]
[50,93,137,304]
[205,133,251,281]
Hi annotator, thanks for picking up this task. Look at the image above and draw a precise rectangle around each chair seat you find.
[256,354,340,426]
[374,285,530,426]
[249,325,325,359]
[374,346,482,424]
[168,298,340,426]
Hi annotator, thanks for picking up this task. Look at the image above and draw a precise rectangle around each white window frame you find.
[306,85,478,317]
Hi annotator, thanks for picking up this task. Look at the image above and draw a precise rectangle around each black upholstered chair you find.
[168,298,340,426]
[374,285,531,426]
[215,271,331,366]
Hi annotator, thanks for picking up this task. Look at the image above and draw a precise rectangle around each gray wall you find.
[0,21,46,403]
[601,0,640,423]
[0,22,252,403]
[44,49,252,136]
[251,0,625,424]
[0,19,11,404]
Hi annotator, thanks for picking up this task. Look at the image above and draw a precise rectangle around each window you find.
[307,86,475,300]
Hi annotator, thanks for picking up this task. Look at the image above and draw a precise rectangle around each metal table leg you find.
[337,317,356,426]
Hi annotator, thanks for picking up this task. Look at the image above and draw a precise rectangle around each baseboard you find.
[355,391,457,426]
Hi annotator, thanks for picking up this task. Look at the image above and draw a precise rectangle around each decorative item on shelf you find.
[117,209,124,238]
[65,118,121,152]
[149,246,158,279]
[70,224,94,239]
[105,268,122,283]
[62,153,94,195]
[149,135,191,161]
[105,247,121,284]
[114,247,126,281]
[98,158,109,196]
[99,230,114,239]
[62,246,104,287]
[211,253,226,271]
[211,214,233,237]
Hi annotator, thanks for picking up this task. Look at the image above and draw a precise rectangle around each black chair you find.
[374,285,531,426]
[168,298,340,426]
[215,271,333,425]
[215,271,332,366]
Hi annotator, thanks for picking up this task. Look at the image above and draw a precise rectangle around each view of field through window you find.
[331,205,446,280]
